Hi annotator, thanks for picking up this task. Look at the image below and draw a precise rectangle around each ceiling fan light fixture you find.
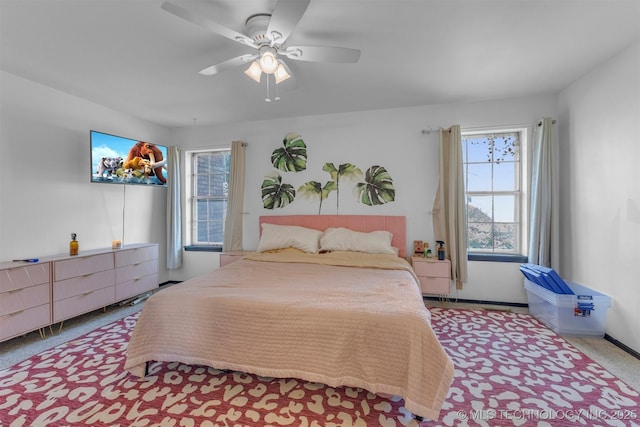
[274,63,291,84]
[162,0,361,103]
[244,61,263,83]
[259,48,279,74]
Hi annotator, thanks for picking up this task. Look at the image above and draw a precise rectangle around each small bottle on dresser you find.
[69,233,79,256]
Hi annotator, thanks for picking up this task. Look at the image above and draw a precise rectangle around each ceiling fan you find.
[161,0,361,101]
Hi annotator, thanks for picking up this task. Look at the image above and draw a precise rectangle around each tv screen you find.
[90,130,168,186]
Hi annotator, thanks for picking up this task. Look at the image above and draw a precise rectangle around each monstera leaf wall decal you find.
[271,132,307,172]
[261,173,296,209]
[261,133,396,211]
[298,180,338,214]
[355,165,395,206]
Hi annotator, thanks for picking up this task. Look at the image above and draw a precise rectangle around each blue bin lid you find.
[520,264,574,295]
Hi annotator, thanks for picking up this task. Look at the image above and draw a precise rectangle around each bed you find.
[125,215,454,421]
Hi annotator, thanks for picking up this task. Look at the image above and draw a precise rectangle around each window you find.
[462,128,527,257]
[188,150,231,247]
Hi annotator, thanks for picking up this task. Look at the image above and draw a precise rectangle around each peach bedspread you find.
[124,252,454,420]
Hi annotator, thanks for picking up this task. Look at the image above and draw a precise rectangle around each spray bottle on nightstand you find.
[436,240,445,260]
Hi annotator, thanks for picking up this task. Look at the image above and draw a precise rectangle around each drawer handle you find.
[134,277,141,282]
[81,290,94,296]
[9,309,25,316]
[82,273,93,278]
[8,288,23,294]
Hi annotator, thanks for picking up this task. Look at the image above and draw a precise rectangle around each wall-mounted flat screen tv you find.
[90,130,168,186]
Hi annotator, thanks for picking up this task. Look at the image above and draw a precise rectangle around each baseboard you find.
[422,296,528,308]
[604,334,640,360]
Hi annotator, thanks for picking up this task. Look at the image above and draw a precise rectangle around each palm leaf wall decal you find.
[355,165,395,206]
[298,180,337,214]
[261,173,296,209]
[271,133,307,172]
[323,163,363,213]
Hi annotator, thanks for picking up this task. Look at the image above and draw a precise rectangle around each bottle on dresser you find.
[69,233,79,256]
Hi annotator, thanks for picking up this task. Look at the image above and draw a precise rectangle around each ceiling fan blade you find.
[266,0,311,44]
[199,54,258,76]
[161,1,258,49]
[282,46,361,63]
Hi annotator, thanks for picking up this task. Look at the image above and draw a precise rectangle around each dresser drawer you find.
[53,286,115,323]
[54,253,114,281]
[115,245,158,268]
[53,269,115,301]
[115,273,158,301]
[0,263,50,293]
[418,276,451,295]
[412,260,450,278]
[0,283,50,316]
[116,259,158,284]
[0,303,50,341]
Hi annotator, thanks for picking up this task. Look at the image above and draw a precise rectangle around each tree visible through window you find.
[462,130,523,254]
[191,150,230,245]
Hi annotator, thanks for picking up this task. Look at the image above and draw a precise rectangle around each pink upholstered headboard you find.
[259,215,407,258]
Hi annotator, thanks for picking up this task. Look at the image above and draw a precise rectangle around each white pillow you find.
[257,223,323,253]
[319,227,396,255]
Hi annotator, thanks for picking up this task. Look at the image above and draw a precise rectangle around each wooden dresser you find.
[0,243,158,342]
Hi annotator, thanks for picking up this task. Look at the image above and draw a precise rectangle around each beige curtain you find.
[223,141,246,251]
[529,118,559,269]
[432,125,468,287]
[166,146,182,269]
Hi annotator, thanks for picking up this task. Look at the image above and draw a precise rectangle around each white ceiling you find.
[1,0,639,128]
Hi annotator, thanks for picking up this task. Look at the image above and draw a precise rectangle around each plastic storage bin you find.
[524,279,611,337]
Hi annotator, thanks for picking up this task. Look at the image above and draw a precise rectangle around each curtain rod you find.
[182,142,248,151]
[421,127,451,135]
[423,119,556,135]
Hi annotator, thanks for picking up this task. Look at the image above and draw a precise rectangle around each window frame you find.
[461,126,530,261]
[184,148,231,251]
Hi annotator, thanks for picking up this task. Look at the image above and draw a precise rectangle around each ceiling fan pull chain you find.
[265,75,271,102]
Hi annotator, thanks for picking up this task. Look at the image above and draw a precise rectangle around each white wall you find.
[557,40,640,353]
[0,71,170,283]
[170,93,558,305]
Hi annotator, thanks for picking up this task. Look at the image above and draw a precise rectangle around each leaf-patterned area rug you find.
[1,308,638,427]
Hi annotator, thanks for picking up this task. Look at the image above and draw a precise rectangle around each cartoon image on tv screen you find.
[91,131,168,186]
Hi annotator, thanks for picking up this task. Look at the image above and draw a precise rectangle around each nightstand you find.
[411,257,451,295]
[219,251,251,267]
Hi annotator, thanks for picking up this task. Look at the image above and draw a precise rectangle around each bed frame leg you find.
[144,361,150,377]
